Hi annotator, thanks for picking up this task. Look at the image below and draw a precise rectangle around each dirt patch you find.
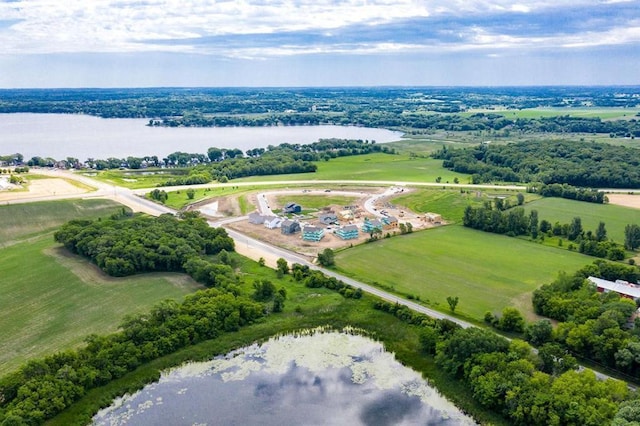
[606,193,640,210]
[0,178,87,201]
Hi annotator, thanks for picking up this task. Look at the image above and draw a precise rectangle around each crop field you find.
[335,225,591,321]
[523,197,639,243]
[0,200,203,373]
[237,152,469,183]
[0,199,128,244]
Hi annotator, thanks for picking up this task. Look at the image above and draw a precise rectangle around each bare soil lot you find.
[0,178,87,202]
[606,193,640,210]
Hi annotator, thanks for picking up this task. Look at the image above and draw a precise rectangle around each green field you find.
[523,197,639,243]
[158,185,261,210]
[335,225,591,321]
[0,199,129,244]
[236,153,469,183]
[0,200,203,373]
[391,188,534,224]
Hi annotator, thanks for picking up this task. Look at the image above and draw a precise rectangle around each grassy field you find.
[391,188,535,224]
[236,152,469,184]
[523,197,639,243]
[335,225,591,321]
[158,185,261,210]
[85,168,191,189]
[0,200,203,374]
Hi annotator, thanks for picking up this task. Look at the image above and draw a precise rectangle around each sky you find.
[0,0,639,87]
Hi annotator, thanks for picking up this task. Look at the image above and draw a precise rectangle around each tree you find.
[568,217,583,241]
[498,307,525,332]
[317,248,335,267]
[529,209,539,239]
[207,147,223,162]
[596,221,607,242]
[624,224,640,250]
[252,279,276,301]
[186,189,195,200]
[524,319,553,346]
[446,296,459,313]
[276,258,289,277]
[516,192,525,205]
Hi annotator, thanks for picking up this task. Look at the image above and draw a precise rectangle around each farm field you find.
[0,200,203,373]
[335,225,591,321]
[236,152,469,184]
[522,197,639,243]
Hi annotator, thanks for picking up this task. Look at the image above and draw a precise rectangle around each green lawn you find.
[0,200,203,374]
[158,186,262,210]
[335,225,591,321]
[236,152,470,184]
[523,197,639,243]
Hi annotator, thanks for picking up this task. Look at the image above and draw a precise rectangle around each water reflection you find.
[94,330,475,426]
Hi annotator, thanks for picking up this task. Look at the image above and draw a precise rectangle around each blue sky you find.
[0,0,638,87]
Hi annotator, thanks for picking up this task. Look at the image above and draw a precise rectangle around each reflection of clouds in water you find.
[93,330,476,426]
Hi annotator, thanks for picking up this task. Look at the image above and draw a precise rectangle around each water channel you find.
[93,330,475,425]
[0,114,403,160]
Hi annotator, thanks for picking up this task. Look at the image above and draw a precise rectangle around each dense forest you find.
[434,140,640,188]
[532,261,640,379]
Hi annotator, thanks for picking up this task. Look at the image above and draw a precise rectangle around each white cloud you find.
[0,0,638,57]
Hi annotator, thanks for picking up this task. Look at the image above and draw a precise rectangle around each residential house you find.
[362,217,383,233]
[283,202,302,214]
[339,209,354,220]
[248,212,266,225]
[264,216,283,229]
[588,276,640,300]
[382,216,398,228]
[336,225,359,240]
[319,212,339,225]
[302,226,325,242]
[281,220,301,235]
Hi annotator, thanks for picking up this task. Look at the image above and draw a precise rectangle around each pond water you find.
[0,114,403,160]
[93,330,475,426]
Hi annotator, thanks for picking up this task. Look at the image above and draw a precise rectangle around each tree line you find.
[434,140,640,189]
[373,299,635,426]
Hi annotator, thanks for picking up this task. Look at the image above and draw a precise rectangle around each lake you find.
[0,114,403,161]
[93,330,475,425]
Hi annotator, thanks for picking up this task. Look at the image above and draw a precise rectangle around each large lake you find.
[0,114,403,160]
[93,330,475,426]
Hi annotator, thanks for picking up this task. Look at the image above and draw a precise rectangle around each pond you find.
[93,329,475,425]
[0,114,403,161]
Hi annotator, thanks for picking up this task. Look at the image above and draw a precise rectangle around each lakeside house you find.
[336,225,359,240]
[589,276,640,300]
[302,226,324,242]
